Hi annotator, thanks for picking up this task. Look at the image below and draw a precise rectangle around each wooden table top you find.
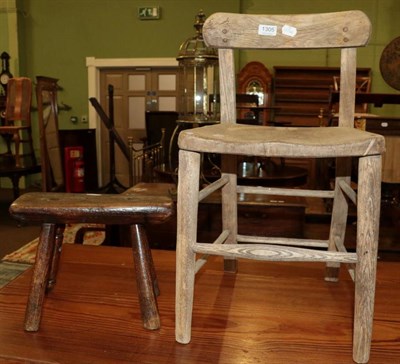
[0,244,398,363]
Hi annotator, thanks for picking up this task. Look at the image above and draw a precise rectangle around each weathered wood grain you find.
[176,11,385,364]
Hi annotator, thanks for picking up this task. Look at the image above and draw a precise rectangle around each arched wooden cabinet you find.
[237,61,272,125]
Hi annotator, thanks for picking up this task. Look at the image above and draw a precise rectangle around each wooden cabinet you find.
[273,66,371,127]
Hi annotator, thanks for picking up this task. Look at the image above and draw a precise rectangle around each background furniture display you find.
[175,11,385,364]
[128,129,166,187]
[0,77,40,198]
[380,35,400,91]
[145,111,179,173]
[272,66,372,127]
[36,76,64,192]
[237,61,272,125]
[0,77,36,169]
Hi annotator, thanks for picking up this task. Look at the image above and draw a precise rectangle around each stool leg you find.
[176,150,200,344]
[142,229,160,297]
[353,155,381,363]
[130,224,160,330]
[25,223,56,332]
[131,223,159,295]
[47,224,65,292]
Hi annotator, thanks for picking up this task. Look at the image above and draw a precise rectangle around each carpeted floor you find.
[0,223,105,289]
[2,223,105,265]
[0,261,31,289]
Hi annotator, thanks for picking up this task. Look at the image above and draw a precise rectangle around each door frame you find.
[86,57,178,184]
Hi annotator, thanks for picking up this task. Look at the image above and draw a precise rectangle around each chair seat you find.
[10,192,174,225]
[178,124,385,158]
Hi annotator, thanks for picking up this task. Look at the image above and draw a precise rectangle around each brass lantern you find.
[176,10,219,124]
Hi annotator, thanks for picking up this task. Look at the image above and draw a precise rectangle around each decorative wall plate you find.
[380,36,400,91]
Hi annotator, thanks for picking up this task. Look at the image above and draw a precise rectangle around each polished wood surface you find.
[0,244,398,363]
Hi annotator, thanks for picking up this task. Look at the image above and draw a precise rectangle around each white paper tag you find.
[258,24,277,36]
[282,24,297,37]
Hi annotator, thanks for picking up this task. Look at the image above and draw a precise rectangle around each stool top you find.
[9,192,174,225]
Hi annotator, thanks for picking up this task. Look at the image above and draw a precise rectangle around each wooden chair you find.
[175,11,385,364]
[0,77,36,168]
[10,191,173,331]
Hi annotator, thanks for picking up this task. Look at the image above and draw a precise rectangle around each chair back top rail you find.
[203,11,371,49]
[203,11,371,127]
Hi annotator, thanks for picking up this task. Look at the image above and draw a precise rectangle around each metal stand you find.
[89,85,128,194]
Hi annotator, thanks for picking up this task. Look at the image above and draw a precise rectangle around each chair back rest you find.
[4,77,32,125]
[203,11,372,128]
[36,76,64,191]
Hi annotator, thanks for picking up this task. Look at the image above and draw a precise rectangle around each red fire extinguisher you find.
[72,158,85,193]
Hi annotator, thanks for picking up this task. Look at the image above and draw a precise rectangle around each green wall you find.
[13,0,240,129]
[0,0,399,185]
[1,0,399,127]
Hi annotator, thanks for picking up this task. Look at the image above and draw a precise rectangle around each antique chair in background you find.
[0,77,41,198]
[0,77,36,168]
[175,11,385,364]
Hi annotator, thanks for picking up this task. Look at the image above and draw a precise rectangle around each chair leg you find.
[12,132,21,167]
[175,150,200,344]
[27,129,37,166]
[47,224,65,292]
[353,155,381,364]
[130,224,160,330]
[25,223,56,332]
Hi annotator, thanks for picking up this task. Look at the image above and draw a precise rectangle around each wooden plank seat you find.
[9,191,173,331]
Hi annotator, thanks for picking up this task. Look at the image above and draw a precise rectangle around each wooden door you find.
[99,67,178,187]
